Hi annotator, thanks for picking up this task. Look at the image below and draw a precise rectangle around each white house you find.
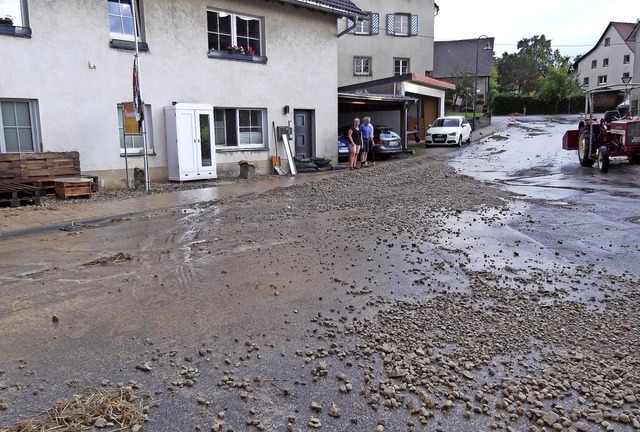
[572,21,636,111]
[0,0,362,186]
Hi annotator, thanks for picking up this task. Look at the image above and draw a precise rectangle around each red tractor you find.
[563,94,640,172]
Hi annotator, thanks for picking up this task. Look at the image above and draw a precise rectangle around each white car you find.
[424,116,472,146]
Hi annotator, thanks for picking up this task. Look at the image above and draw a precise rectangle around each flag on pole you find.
[133,55,143,129]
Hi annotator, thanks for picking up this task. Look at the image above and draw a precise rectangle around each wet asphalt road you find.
[1,115,639,431]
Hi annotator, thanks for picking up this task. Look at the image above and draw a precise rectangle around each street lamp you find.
[622,75,632,115]
[473,35,492,131]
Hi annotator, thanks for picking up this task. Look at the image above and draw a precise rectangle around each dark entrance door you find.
[293,110,314,159]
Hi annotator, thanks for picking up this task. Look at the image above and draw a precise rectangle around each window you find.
[207,10,262,56]
[355,16,370,34]
[347,13,379,36]
[386,13,418,36]
[623,72,630,79]
[598,75,607,85]
[394,58,409,75]
[0,100,40,153]
[354,56,372,76]
[117,104,154,154]
[603,58,609,67]
[583,77,589,87]
[0,0,31,36]
[604,37,610,47]
[214,108,265,148]
[624,55,630,64]
[591,60,597,69]
[108,0,147,50]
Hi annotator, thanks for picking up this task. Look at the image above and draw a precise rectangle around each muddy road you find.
[1,118,640,431]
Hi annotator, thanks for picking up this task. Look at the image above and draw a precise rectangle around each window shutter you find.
[346,18,355,34]
[371,13,379,35]
[410,15,418,36]
[386,14,395,35]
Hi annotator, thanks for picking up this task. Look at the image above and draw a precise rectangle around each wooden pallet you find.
[0,152,98,195]
[54,178,93,200]
[0,182,43,207]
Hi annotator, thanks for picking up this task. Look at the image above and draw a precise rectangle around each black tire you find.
[598,146,610,173]
[629,155,640,164]
[578,128,596,167]
[466,131,472,143]
[457,136,462,147]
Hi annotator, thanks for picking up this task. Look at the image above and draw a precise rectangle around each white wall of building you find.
[1,0,341,185]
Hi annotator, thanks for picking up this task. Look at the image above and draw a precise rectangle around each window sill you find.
[120,152,156,157]
[0,24,32,37]
[216,147,269,153]
[208,50,267,64]
[110,39,150,52]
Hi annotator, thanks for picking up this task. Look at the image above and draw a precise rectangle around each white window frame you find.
[583,77,589,87]
[394,58,409,75]
[603,58,609,67]
[117,103,154,155]
[207,9,262,56]
[354,56,372,76]
[0,99,41,153]
[0,0,29,27]
[604,37,610,47]
[108,0,144,43]
[591,60,597,69]
[355,17,370,35]
[597,75,607,86]
[214,108,266,149]
[623,55,630,64]
[394,13,410,36]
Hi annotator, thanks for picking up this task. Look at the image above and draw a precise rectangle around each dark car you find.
[339,124,403,161]
[338,133,350,162]
[371,125,403,158]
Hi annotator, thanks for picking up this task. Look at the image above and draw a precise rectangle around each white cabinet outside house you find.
[164,103,217,181]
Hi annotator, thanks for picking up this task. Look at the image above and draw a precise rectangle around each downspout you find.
[338,14,364,38]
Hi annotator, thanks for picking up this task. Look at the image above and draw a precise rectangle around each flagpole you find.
[132,0,149,192]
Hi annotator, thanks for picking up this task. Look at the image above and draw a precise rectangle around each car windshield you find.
[433,118,460,128]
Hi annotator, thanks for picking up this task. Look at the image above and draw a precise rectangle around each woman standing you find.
[347,118,363,170]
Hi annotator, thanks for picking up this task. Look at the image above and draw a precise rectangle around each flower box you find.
[208,50,267,64]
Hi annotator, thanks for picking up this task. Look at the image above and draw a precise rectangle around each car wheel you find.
[466,131,472,143]
[457,136,462,147]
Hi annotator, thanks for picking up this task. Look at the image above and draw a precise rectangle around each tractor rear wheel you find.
[578,129,596,167]
[598,146,610,173]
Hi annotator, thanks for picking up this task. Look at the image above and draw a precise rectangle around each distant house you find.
[1,0,361,186]
[572,21,635,111]
[627,21,640,116]
[336,0,453,142]
[432,38,494,113]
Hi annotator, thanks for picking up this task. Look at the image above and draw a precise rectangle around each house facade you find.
[1,0,361,186]
[572,21,635,110]
[336,0,451,142]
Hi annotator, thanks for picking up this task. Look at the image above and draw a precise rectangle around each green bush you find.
[492,93,586,115]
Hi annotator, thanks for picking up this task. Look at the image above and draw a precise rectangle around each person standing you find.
[360,116,375,167]
[347,118,363,170]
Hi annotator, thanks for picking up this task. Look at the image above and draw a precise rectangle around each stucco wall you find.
[1,0,340,185]
[576,26,634,91]
[336,0,435,87]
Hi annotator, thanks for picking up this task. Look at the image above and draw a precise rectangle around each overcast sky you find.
[434,0,639,59]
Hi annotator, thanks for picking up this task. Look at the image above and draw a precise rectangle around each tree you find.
[446,66,475,110]
[538,65,583,113]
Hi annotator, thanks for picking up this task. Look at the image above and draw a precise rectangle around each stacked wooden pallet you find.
[0,181,43,207]
[0,152,98,205]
